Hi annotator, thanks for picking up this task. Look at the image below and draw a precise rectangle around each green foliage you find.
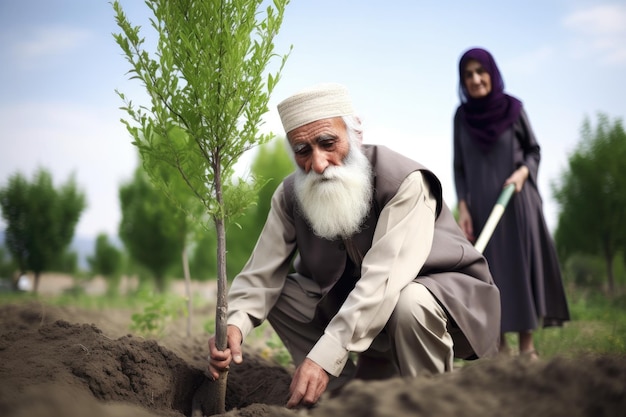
[113,4,291,409]
[118,168,186,291]
[130,290,188,338]
[563,253,607,288]
[49,249,79,274]
[250,138,295,221]
[249,321,293,368]
[224,138,294,278]
[2,284,624,361]
[62,284,87,298]
[112,0,291,226]
[0,168,86,291]
[552,113,626,291]
[88,233,123,296]
[563,252,626,290]
[189,231,217,281]
[0,245,16,280]
[263,330,292,367]
[203,315,216,335]
[88,234,122,278]
[152,138,294,282]
[532,288,626,357]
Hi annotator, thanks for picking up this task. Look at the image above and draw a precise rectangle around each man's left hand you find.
[286,358,329,408]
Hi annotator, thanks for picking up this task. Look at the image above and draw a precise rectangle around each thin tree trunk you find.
[11,270,20,291]
[182,246,192,338]
[201,222,229,416]
[604,250,615,295]
[213,216,228,414]
[33,271,40,294]
[205,162,228,416]
[602,239,615,295]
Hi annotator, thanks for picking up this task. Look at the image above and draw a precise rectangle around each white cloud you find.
[562,3,626,65]
[563,4,626,34]
[12,26,91,67]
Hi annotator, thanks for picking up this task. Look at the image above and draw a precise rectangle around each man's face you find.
[287,117,351,175]
[290,117,373,240]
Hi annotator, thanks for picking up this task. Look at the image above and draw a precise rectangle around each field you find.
[0,275,625,417]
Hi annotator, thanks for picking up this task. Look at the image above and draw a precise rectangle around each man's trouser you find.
[267,273,454,390]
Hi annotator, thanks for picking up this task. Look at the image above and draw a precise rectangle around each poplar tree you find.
[553,113,626,293]
[118,168,185,292]
[0,168,85,293]
[113,0,290,413]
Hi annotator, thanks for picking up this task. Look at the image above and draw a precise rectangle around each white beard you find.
[294,146,373,240]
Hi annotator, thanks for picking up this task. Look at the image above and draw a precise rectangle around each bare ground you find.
[0,300,625,417]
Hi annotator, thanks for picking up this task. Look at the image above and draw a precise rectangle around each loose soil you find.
[1,301,625,417]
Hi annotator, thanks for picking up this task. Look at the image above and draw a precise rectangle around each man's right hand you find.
[207,325,243,380]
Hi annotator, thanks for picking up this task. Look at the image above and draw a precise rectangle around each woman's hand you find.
[457,200,475,243]
[505,165,529,193]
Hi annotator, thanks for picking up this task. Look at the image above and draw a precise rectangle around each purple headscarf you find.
[458,48,522,152]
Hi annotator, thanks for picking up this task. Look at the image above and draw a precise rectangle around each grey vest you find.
[283,145,500,358]
[283,145,487,289]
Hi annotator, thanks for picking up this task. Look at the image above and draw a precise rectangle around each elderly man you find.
[208,83,500,408]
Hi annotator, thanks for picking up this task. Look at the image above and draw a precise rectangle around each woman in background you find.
[452,47,569,359]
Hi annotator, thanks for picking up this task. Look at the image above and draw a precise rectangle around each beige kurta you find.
[227,144,500,377]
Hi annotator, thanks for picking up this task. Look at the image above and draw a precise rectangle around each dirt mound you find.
[0,301,625,417]
[0,302,291,417]
[312,354,626,417]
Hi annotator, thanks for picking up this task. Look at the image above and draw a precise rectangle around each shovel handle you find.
[473,184,515,254]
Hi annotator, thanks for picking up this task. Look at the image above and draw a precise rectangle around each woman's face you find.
[463,59,492,99]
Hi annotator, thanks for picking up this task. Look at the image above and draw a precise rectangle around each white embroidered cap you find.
[277,83,355,133]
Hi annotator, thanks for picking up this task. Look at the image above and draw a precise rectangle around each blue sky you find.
[1,0,625,240]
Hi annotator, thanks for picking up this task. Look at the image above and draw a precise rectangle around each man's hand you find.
[286,358,329,408]
[207,325,243,380]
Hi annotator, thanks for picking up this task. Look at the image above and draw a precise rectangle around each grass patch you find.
[500,287,626,358]
[534,288,626,357]
[2,284,624,363]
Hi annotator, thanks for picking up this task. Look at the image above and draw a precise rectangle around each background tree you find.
[552,113,626,293]
[50,249,79,275]
[0,168,85,293]
[139,130,208,337]
[187,138,293,280]
[187,230,217,281]
[0,245,18,289]
[113,1,290,413]
[249,138,295,232]
[119,167,186,292]
[88,233,123,296]
[225,138,294,278]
